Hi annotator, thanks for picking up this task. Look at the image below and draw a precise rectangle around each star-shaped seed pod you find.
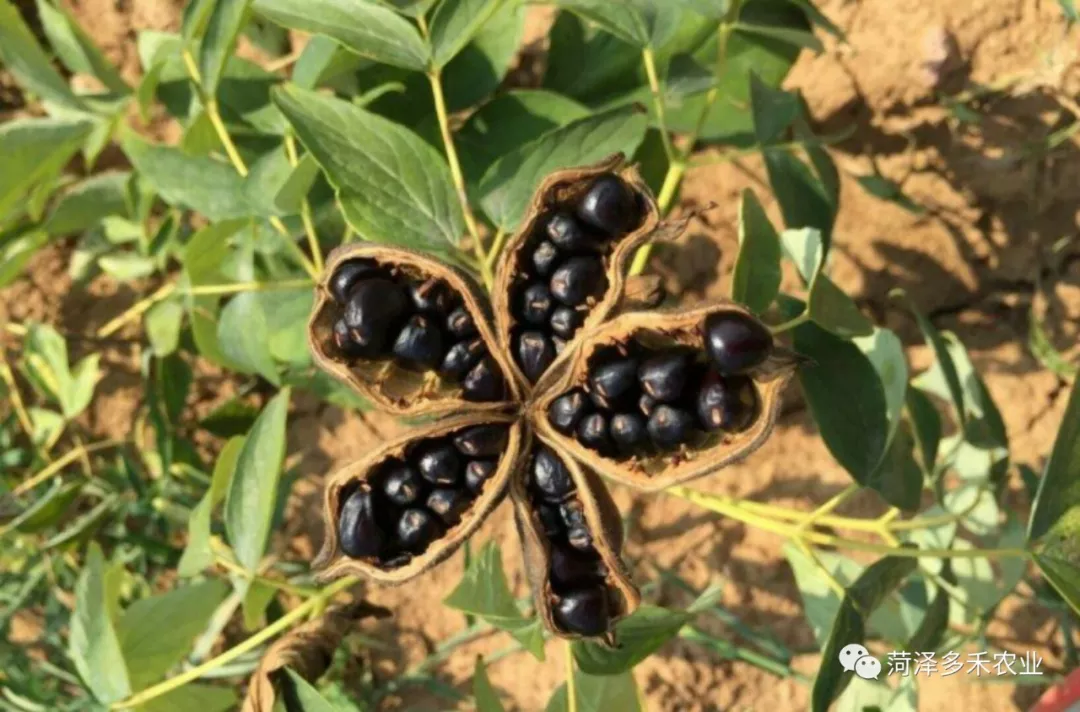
[307,154,802,643]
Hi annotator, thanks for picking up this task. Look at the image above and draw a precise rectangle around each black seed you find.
[396,508,445,553]
[559,500,594,551]
[553,336,568,354]
[577,413,612,455]
[549,545,606,592]
[409,279,454,315]
[338,489,384,558]
[344,278,409,356]
[610,412,647,453]
[647,405,696,450]
[537,502,564,539]
[532,446,574,501]
[697,372,758,433]
[392,314,445,371]
[440,338,485,381]
[462,356,506,402]
[546,212,602,252]
[381,552,412,569]
[415,442,461,486]
[520,282,554,325]
[589,358,639,410]
[332,318,370,359]
[638,351,691,403]
[517,331,555,383]
[426,488,471,526]
[703,312,773,374]
[329,258,379,304]
[550,256,604,306]
[577,173,637,236]
[532,240,561,277]
[381,463,424,507]
[453,424,509,457]
[549,306,582,340]
[638,393,657,417]
[553,586,612,636]
[446,306,478,339]
[464,459,497,494]
[548,390,590,435]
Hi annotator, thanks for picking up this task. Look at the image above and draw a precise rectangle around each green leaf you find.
[283,668,338,712]
[905,387,941,474]
[44,494,117,549]
[141,683,237,712]
[217,292,280,385]
[241,579,278,630]
[117,580,229,689]
[0,229,50,289]
[891,289,966,430]
[36,0,127,94]
[0,117,93,221]
[1059,0,1078,23]
[555,0,678,48]
[765,148,836,254]
[573,605,687,674]
[749,72,799,144]
[179,436,246,576]
[836,676,916,712]
[0,0,84,110]
[441,0,525,110]
[855,173,923,214]
[444,542,546,660]
[225,388,291,572]
[274,154,322,214]
[1029,305,1077,378]
[69,542,131,703]
[472,657,505,712]
[730,188,781,314]
[275,84,465,254]
[545,670,641,712]
[199,397,260,438]
[261,289,315,365]
[145,299,184,356]
[926,332,1007,449]
[253,0,429,70]
[1029,377,1080,542]
[200,0,253,95]
[811,553,918,712]
[99,253,156,282]
[44,171,131,237]
[9,480,82,533]
[478,104,648,232]
[430,0,501,68]
[781,228,872,338]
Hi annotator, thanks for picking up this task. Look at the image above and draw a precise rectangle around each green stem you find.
[768,310,811,335]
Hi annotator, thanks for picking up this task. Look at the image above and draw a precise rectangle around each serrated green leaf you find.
[1029,377,1080,542]
[430,0,501,68]
[478,104,648,231]
[731,188,781,314]
[573,605,688,674]
[0,117,93,221]
[275,84,465,254]
[179,436,246,576]
[217,292,280,384]
[200,0,253,95]
[36,0,128,94]
[253,0,429,70]
[0,0,84,110]
[70,542,131,703]
[473,657,505,712]
[225,388,291,572]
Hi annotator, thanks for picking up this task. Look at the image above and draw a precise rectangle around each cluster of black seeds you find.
[527,445,614,636]
[548,312,773,459]
[510,173,643,383]
[337,424,510,566]
[327,259,506,402]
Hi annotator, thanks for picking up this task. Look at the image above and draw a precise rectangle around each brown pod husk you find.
[314,412,523,584]
[531,302,801,493]
[491,153,661,392]
[510,440,640,642]
[308,244,522,416]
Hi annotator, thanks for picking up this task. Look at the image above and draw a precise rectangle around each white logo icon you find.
[838,643,880,679]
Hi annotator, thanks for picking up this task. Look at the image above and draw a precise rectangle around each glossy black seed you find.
[462,356,506,402]
[446,306,478,339]
[426,488,471,526]
[453,424,509,457]
[546,212,602,252]
[548,390,590,435]
[396,508,445,553]
[381,463,424,507]
[338,489,384,558]
[464,459,497,494]
[549,545,606,592]
[638,393,657,417]
[703,312,773,374]
[589,358,639,410]
[577,413,612,454]
[549,306,582,340]
[344,278,410,356]
[647,405,697,450]
[553,586,612,636]
[329,258,379,304]
[577,173,637,236]
[381,552,412,569]
[559,500,594,551]
[392,314,445,371]
[440,338,485,381]
[537,502,564,539]
[610,412,647,453]
[697,372,758,433]
[520,282,554,325]
[416,442,461,486]
[532,446,574,501]
[550,256,604,306]
[332,318,370,359]
[532,240,561,277]
[517,331,556,383]
[638,351,691,403]
[409,279,454,315]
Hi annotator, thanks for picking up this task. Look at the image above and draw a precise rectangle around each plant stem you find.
[768,310,811,335]
[285,133,326,273]
[627,161,684,275]
[484,228,508,270]
[642,47,675,161]
[111,576,360,709]
[97,282,177,337]
[0,352,46,462]
[565,640,578,712]
[794,483,860,535]
[11,440,126,497]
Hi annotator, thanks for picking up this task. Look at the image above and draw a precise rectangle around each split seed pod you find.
[314,413,522,583]
[492,154,660,390]
[308,244,522,415]
[511,442,640,641]
[532,302,800,492]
